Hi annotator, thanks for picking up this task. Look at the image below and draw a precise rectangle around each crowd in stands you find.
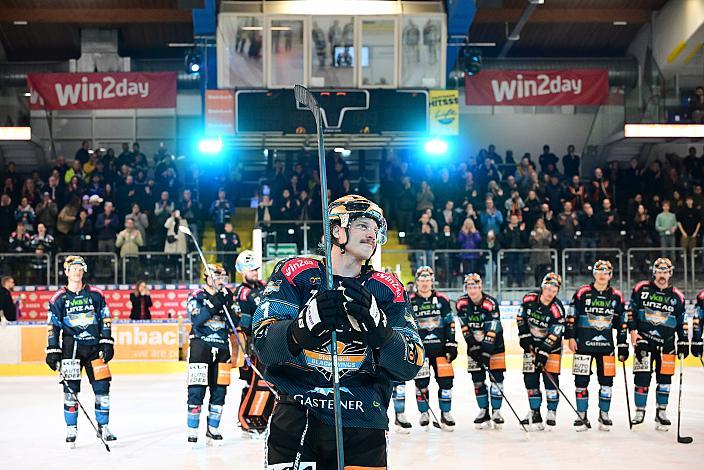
[0,141,242,283]
[376,144,704,285]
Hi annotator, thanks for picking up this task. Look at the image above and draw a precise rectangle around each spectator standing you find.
[129,281,152,320]
[539,145,558,175]
[415,180,435,215]
[529,218,553,285]
[0,276,17,322]
[677,195,700,253]
[655,200,678,259]
[69,209,94,252]
[396,177,416,233]
[115,218,144,258]
[75,140,91,165]
[502,214,527,287]
[35,192,58,234]
[209,188,233,234]
[457,218,482,276]
[562,145,580,179]
[216,222,241,271]
[95,201,119,274]
[590,167,611,204]
[479,198,504,237]
[56,196,80,250]
[125,203,149,246]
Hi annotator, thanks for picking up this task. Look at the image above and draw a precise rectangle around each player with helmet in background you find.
[566,260,627,431]
[232,250,270,436]
[399,265,455,431]
[45,255,116,446]
[627,258,688,430]
[185,263,240,444]
[517,272,566,430]
[252,195,423,469]
[456,273,507,429]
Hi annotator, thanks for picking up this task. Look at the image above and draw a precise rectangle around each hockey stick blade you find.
[293,85,321,122]
[178,225,193,237]
[678,436,694,444]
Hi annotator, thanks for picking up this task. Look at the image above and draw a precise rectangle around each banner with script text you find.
[465,69,608,106]
[429,89,459,136]
[27,72,177,110]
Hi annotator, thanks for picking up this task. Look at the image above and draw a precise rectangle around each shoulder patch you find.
[522,293,538,304]
[49,287,66,304]
[549,303,563,319]
[575,285,591,300]
[281,258,319,285]
[698,289,704,301]
[672,287,685,303]
[87,285,104,296]
[435,292,450,303]
[370,271,405,303]
[612,288,624,303]
[455,296,468,311]
[633,281,649,293]
[410,293,416,301]
[481,298,495,312]
[239,286,251,301]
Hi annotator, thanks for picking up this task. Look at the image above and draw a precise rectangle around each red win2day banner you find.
[465,69,608,106]
[27,72,177,110]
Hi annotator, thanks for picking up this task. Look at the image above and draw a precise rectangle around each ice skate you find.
[598,411,612,431]
[66,425,77,449]
[655,407,670,432]
[187,428,198,444]
[419,411,430,428]
[473,408,491,429]
[206,425,223,445]
[521,410,544,431]
[439,411,455,432]
[573,412,589,432]
[394,413,412,434]
[631,408,646,427]
[97,424,117,441]
[546,410,557,427]
[491,409,504,429]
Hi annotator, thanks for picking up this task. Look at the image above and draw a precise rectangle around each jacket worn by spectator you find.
[116,227,144,257]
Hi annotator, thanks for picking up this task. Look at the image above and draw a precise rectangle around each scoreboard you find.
[236,89,428,134]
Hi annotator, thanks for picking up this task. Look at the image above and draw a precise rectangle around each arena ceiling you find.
[0,0,672,61]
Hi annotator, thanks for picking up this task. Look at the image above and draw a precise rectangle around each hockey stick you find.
[677,355,693,444]
[622,361,632,430]
[482,364,529,432]
[542,369,591,429]
[294,84,344,470]
[57,370,111,452]
[179,225,279,399]
[699,357,704,368]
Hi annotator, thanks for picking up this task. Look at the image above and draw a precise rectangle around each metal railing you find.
[187,251,240,284]
[497,248,558,302]
[121,252,185,285]
[431,249,493,293]
[259,219,324,255]
[627,247,689,297]
[54,252,118,285]
[0,253,51,286]
[690,248,704,298]
[381,249,430,285]
[561,248,624,299]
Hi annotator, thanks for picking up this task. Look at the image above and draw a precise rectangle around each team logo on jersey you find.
[371,271,405,303]
[282,258,317,284]
[417,316,441,330]
[263,280,281,295]
[644,308,669,326]
[586,314,612,330]
[304,340,367,380]
[310,386,353,396]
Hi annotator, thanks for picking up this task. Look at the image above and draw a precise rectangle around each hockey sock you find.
[416,387,430,413]
[94,394,110,426]
[393,384,406,414]
[575,387,589,413]
[188,404,202,429]
[64,392,78,426]
[474,382,489,409]
[208,404,223,428]
[439,388,452,413]
[655,384,670,407]
[527,388,542,410]
[598,386,612,412]
[490,382,503,410]
[634,386,649,408]
[546,389,559,412]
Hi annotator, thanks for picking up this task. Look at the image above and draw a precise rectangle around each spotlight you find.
[423,138,449,156]
[185,49,201,75]
[198,136,222,154]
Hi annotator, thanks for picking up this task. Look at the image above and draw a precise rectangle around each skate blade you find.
[207,437,224,446]
[67,441,76,449]
[492,422,503,430]
[598,423,611,432]
[532,423,545,431]
[439,424,454,432]
[655,424,670,432]
[575,426,589,432]
[395,426,411,435]
[474,421,491,430]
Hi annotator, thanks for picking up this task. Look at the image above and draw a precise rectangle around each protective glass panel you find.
[270,19,305,87]
[218,16,264,87]
[401,16,442,88]
[361,19,395,87]
[310,17,355,87]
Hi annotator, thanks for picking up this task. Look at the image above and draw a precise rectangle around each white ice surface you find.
[2,365,703,469]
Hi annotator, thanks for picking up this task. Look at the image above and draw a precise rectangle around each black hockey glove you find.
[99,337,115,362]
[479,342,494,367]
[677,339,690,359]
[691,339,703,358]
[45,347,61,371]
[519,333,533,353]
[634,338,650,359]
[534,349,549,369]
[341,278,393,349]
[617,343,629,362]
[444,341,458,363]
[467,342,482,362]
[287,289,345,355]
